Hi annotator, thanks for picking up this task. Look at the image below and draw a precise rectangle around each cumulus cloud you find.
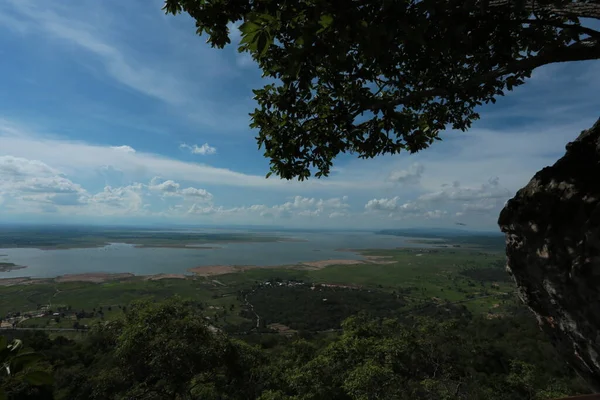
[179,187,213,200]
[0,156,217,216]
[180,143,217,155]
[388,163,424,184]
[16,176,83,194]
[149,178,180,194]
[148,177,213,201]
[89,184,145,214]
[0,155,59,178]
[0,156,89,208]
[186,195,350,220]
[365,197,400,212]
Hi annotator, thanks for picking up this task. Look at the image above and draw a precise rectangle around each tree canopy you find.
[12,297,589,399]
[164,0,600,180]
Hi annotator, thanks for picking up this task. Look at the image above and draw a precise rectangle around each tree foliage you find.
[7,296,588,399]
[164,0,600,180]
[0,336,53,400]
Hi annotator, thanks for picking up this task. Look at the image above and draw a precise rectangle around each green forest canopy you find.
[164,0,600,180]
[1,297,590,399]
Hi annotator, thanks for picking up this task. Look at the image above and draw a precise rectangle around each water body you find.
[0,231,421,279]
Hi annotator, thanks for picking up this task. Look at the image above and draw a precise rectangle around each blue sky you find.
[0,0,598,230]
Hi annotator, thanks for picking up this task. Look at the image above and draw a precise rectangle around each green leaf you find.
[240,30,259,46]
[319,15,334,29]
[265,172,273,179]
[0,387,6,400]
[24,370,53,386]
[0,337,6,350]
[239,21,260,35]
[256,31,272,57]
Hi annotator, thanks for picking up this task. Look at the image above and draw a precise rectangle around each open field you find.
[0,226,295,250]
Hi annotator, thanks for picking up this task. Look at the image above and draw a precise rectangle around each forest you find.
[0,296,590,400]
[2,246,590,399]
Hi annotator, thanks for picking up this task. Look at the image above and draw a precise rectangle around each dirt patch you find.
[143,274,187,281]
[0,277,45,286]
[189,257,399,276]
[268,323,297,335]
[55,273,135,283]
[363,255,392,260]
[188,265,245,277]
[133,244,221,249]
[300,259,366,269]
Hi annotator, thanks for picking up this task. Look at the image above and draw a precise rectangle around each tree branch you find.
[366,39,600,112]
[519,18,600,40]
[488,0,600,20]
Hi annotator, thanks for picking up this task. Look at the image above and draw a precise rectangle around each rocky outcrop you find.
[499,118,600,392]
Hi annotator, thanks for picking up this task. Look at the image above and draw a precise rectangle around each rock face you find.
[498,118,600,391]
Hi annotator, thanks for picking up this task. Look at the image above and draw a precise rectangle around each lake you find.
[0,231,421,278]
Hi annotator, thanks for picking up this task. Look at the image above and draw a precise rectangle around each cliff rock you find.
[499,118,600,391]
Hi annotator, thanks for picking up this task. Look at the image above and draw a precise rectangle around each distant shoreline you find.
[0,250,396,285]
[0,237,307,251]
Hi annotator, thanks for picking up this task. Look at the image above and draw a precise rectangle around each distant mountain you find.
[376,228,503,238]
[376,228,505,251]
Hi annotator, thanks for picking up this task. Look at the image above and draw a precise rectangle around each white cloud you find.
[16,176,83,194]
[90,184,145,215]
[364,176,511,224]
[110,145,136,154]
[180,187,212,200]
[180,143,217,155]
[388,163,424,184]
[0,120,390,192]
[0,155,59,178]
[417,177,510,202]
[365,197,400,212]
[0,127,276,189]
[0,156,89,208]
[149,178,180,194]
[148,177,213,201]
[185,195,350,221]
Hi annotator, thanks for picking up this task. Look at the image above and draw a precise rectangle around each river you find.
[0,231,423,278]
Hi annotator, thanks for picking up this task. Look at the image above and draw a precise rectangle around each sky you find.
[0,0,598,231]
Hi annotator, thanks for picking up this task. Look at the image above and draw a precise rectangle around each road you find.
[0,327,84,333]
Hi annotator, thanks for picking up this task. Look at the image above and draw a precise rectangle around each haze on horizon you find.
[0,0,598,230]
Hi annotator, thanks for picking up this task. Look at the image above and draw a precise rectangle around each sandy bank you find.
[188,255,398,276]
[187,265,248,277]
[143,274,188,280]
[55,273,135,283]
[299,259,365,269]
[132,245,221,249]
